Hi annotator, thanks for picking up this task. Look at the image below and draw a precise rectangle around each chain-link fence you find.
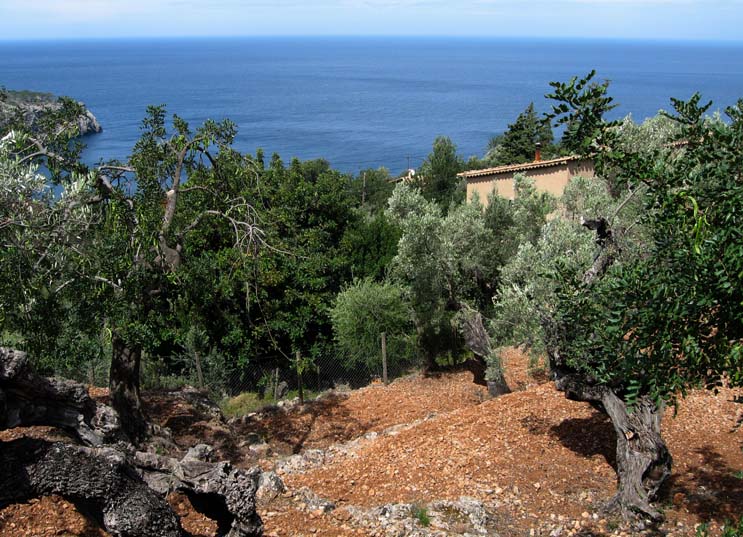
[139,340,424,406]
[16,332,424,408]
[223,347,420,396]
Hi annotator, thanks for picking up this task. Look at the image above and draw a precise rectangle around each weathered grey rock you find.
[135,449,263,537]
[0,348,264,537]
[0,438,183,537]
[241,432,265,446]
[0,347,121,445]
[341,497,497,537]
[276,396,301,410]
[275,448,327,474]
[247,442,272,458]
[0,90,102,136]
[294,487,336,513]
[185,443,216,462]
[275,381,289,399]
[180,386,226,422]
[429,497,491,535]
[256,471,286,504]
[78,108,102,135]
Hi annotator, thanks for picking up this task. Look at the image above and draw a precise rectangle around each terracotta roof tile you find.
[457,155,584,180]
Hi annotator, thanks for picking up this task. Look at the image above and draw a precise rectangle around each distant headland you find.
[0,88,101,136]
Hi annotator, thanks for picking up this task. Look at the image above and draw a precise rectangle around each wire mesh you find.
[191,345,425,402]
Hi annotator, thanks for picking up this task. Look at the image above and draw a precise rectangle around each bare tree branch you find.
[92,275,122,291]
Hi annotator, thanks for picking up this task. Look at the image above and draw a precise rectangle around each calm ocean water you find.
[1,37,742,174]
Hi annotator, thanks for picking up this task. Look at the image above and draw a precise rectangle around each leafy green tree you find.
[346,167,395,213]
[546,70,617,154]
[527,78,743,520]
[418,136,465,208]
[489,179,616,367]
[331,278,416,373]
[478,174,558,291]
[613,112,682,155]
[0,108,260,442]
[340,211,401,281]
[386,184,507,388]
[227,156,356,384]
[155,152,360,396]
[590,111,686,197]
[485,103,556,165]
[386,184,452,367]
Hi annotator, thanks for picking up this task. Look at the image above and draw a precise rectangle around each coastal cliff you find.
[0,89,102,136]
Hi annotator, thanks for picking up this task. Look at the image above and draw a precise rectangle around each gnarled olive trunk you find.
[0,438,184,537]
[601,392,672,520]
[0,347,121,445]
[543,213,672,521]
[457,305,510,395]
[110,336,147,444]
[1,348,264,537]
[551,359,672,520]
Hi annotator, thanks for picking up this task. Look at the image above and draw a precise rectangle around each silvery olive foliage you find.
[613,112,682,155]
[0,131,97,314]
[488,171,649,372]
[331,278,416,372]
[386,183,501,365]
[0,131,47,211]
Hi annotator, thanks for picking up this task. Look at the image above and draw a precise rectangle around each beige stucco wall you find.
[466,159,594,205]
[567,160,596,180]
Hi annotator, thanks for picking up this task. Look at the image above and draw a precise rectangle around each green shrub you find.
[697,517,743,537]
[220,392,266,417]
[411,504,430,527]
[331,278,417,373]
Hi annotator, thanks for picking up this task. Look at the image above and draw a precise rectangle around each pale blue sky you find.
[1,0,742,41]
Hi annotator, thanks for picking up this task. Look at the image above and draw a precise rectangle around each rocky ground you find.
[1,348,742,536]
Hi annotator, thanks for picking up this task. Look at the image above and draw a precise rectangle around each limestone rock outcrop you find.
[0,89,102,136]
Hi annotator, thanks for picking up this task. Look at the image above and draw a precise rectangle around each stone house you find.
[458,153,595,206]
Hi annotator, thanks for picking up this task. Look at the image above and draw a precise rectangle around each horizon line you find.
[1,34,742,45]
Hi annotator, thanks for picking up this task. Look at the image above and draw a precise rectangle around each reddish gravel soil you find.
[235,368,491,456]
[1,348,742,537]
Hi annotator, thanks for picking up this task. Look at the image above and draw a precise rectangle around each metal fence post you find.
[296,350,304,405]
[273,367,280,400]
[381,332,388,385]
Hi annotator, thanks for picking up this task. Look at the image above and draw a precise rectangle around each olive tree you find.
[331,278,416,374]
[532,74,743,520]
[0,108,262,443]
[385,183,509,390]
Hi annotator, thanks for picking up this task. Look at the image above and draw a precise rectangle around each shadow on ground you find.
[144,390,247,463]
[236,393,371,454]
[667,446,743,522]
[519,411,617,469]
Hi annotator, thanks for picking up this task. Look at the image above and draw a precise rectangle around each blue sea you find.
[1,37,742,174]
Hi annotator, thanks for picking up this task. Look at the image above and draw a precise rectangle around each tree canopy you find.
[486,102,556,166]
[490,74,743,519]
[418,135,465,209]
[331,278,416,373]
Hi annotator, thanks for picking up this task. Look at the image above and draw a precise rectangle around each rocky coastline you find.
[0,88,102,136]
